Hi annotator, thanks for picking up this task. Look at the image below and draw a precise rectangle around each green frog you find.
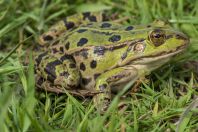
[34,12,189,111]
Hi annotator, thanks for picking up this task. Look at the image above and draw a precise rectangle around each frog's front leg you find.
[35,52,80,89]
[39,11,109,46]
[93,66,138,112]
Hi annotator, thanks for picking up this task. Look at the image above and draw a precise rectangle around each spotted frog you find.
[34,12,189,111]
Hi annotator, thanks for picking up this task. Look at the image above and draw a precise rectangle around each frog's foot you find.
[36,76,101,98]
[131,79,141,93]
[130,77,149,94]
[93,81,111,113]
[117,101,130,112]
[93,66,139,113]
[93,90,111,113]
[36,76,65,93]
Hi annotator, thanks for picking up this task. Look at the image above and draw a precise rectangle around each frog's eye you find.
[149,29,166,46]
[133,43,145,52]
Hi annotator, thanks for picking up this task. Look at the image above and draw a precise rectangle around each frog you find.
[34,12,189,112]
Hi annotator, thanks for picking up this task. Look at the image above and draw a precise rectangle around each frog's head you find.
[121,22,189,72]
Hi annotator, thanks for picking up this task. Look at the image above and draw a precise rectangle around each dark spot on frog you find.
[81,77,92,85]
[88,16,97,22]
[90,60,97,69]
[34,65,38,73]
[35,51,48,66]
[99,84,107,91]
[80,62,86,71]
[94,46,105,56]
[60,71,69,78]
[45,60,62,82]
[59,47,64,52]
[101,22,112,28]
[52,48,58,53]
[94,73,101,80]
[77,29,87,33]
[82,12,91,20]
[121,52,127,60]
[82,12,97,22]
[51,40,60,46]
[47,74,56,83]
[60,54,75,62]
[147,25,151,28]
[69,63,76,68]
[37,77,44,86]
[77,38,88,46]
[43,35,53,41]
[108,35,121,42]
[102,13,109,21]
[63,18,75,30]
[125,26,134,31]
[65,42,70,50]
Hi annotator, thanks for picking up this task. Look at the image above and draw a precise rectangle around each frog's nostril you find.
[175,33,190,46]
[175,33,189,41]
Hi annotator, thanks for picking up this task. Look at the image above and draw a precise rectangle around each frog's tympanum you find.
[34,12,189,112]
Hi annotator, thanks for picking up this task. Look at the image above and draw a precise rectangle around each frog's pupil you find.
[154,33,161,38]
[149,29,165,46]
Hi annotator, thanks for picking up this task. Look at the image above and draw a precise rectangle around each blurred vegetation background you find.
[0,0,197,131]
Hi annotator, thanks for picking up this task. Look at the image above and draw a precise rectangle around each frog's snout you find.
[176,32,190,45]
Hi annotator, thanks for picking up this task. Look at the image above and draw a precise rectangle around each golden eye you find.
[149,29,165,46]
[134,43,145,52]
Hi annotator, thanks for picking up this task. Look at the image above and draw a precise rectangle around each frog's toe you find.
[100,98,111,112]
[93,94,111,113]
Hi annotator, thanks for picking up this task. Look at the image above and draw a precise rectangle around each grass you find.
[0,0,198,131]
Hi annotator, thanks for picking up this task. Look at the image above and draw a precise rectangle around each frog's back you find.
[49,22,146,52]
[46,22,138,89]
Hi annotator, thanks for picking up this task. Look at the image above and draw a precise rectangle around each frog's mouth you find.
[126,45,187,75]
[130,44,187,65]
